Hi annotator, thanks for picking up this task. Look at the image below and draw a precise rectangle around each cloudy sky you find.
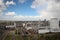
[0,0,60,21]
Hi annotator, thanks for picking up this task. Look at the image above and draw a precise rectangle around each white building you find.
[50,18,60,32]
[6,22,16,28]
[38,18,60,34]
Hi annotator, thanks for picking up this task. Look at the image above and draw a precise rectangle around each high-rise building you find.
[50,18,60,32]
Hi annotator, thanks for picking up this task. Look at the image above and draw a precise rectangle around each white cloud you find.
[19,0,27,4]
[0,0,15,13]
[31,0,48,8]
[14,15,41,20]
[0,11,41,20]
[31,0,60,20]
[0,0,6,13]
[0,12,16,20]
[6,0,16,6]
[5,12,16,16]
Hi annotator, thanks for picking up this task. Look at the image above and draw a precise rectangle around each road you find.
[0,30,9,40]
[12,35,16,40]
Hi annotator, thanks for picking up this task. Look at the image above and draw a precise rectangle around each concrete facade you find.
[50,18,60,32]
